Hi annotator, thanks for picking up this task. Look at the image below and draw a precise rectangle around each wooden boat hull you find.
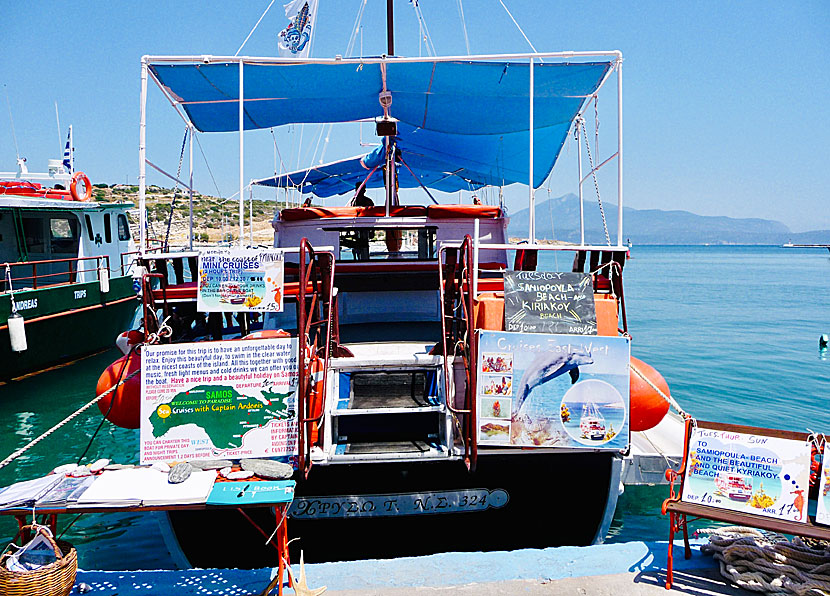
[164,450,620,568]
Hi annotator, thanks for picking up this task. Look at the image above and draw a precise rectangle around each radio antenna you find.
[55,101,62,155]
[3,85,20,161]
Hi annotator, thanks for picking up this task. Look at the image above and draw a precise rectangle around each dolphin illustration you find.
[514,349,594,413]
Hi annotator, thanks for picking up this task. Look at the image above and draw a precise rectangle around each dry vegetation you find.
[93,184,287,246]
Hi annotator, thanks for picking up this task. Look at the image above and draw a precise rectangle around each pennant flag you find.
[278,0,318,58]
[62,126,73,174]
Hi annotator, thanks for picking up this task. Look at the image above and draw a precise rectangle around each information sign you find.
[197,248,284,312]
[680,426,811,523]
[476,330,629,450]
[140,338,298,464]
[504,271,596,335]
[817,443,830,525]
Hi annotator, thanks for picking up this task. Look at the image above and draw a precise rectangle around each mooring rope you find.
[700,526,830,595]
[0,368,141,471]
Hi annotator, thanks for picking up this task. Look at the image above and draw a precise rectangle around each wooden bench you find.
[662,418,829,589]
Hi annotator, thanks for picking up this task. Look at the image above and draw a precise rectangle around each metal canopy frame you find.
[138,51,624,256]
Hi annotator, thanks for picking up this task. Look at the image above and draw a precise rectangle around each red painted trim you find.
[0,295,137,331]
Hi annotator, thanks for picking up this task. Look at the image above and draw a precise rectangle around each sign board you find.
[817,443,830,525]
[197,248,284,312]
[140,338,298,464]
[476,330,630,450]
[680,426,811,523]
[504,271,597,335]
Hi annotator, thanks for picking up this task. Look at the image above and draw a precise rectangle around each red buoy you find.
[97,351,142,429]
[115,329,145,355]
[629,356,671,432]
[243,329,290,340]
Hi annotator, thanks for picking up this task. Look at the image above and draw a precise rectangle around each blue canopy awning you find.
[150,58,613,189]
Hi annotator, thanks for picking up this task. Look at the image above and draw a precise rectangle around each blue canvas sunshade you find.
[149,59,613,189]
[255,143,483,197]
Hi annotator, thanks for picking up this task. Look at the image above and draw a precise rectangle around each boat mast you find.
[386,0,394,56]
[384,0,396,215]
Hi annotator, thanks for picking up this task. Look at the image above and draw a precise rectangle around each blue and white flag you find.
[62,126,73,174]
[278,0,318,58]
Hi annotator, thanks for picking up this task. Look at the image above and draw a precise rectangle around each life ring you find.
[70,171,92,201]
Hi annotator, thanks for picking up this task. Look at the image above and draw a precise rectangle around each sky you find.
[1,1,828,232]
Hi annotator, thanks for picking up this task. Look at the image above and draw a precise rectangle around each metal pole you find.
[386,0,394,56]
[139,58,148,255]
[188,125,194,250]
[238,60,245,247]
[249,182,254,246]
[528,56,535,243]
[616,58,624,246]
[385,136,392,217]
[577,124,585,246]
[472,218,480,297]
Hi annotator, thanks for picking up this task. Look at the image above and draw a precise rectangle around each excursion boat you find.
[96,43,686,568]
[0,147,138,381]
[580,402,607,441]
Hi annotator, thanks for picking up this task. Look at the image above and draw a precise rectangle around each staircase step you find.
[333,405,445,416]
[328,440,448,462]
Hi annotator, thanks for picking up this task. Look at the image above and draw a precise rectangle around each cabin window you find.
[333,227,437,262]
[104,213,112,243]
[84,214,94,241]
[117,214,130,241]
[49,218,79,254]
[22,218,46,253]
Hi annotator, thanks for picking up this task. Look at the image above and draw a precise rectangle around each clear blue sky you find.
[2,1,828,232]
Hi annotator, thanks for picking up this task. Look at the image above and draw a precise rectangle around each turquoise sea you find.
[0,245,828,568]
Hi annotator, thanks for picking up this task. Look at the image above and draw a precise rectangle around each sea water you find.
[0,245,828,567]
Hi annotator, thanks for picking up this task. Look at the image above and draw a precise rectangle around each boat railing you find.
[296,238,339,478]
[2,255,112,292]
[438,234,478,471]
[450,241,629,335]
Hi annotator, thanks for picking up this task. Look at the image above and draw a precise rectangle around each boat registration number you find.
[288,488,509,519]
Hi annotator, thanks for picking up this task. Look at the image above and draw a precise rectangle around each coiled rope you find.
[0,367,141,472]
[700,526,830,595]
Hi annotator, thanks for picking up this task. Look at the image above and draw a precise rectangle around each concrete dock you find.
[75,539,752,595]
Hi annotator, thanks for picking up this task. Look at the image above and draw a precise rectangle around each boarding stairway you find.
[300,238,478,469]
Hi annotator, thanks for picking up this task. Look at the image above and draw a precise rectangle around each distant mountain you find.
[507,194,830,245]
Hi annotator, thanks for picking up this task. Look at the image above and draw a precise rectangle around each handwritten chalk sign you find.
[504,271,597,335]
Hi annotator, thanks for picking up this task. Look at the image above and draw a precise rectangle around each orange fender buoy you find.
[243,329,291,340]
[307,353,325,444]
[115,329,145,355]
[629,356,671,432]
[70,171,92,201]
[97,351,141,429]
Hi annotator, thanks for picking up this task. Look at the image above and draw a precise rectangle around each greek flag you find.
[278,0,318,59]
[62,126,73,174]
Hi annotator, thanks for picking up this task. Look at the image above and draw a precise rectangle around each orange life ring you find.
[70,171,92,201]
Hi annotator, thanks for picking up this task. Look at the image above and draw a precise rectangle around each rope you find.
[629,361,686,417]
[0,368,141,472]
[163,128,189,251]
[700,526,830,595]
[579,118,611,245]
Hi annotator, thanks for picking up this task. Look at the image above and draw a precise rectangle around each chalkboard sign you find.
[503,271,597,335]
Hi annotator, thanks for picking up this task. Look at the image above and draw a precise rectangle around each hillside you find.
[94,184,282,245]
[507,194,830,245]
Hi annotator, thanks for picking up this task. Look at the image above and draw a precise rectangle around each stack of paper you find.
[0,475,62,510]
[74,468,217,508]
[36,475,95,509]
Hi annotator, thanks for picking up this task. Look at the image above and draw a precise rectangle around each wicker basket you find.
[0,525,77,596]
